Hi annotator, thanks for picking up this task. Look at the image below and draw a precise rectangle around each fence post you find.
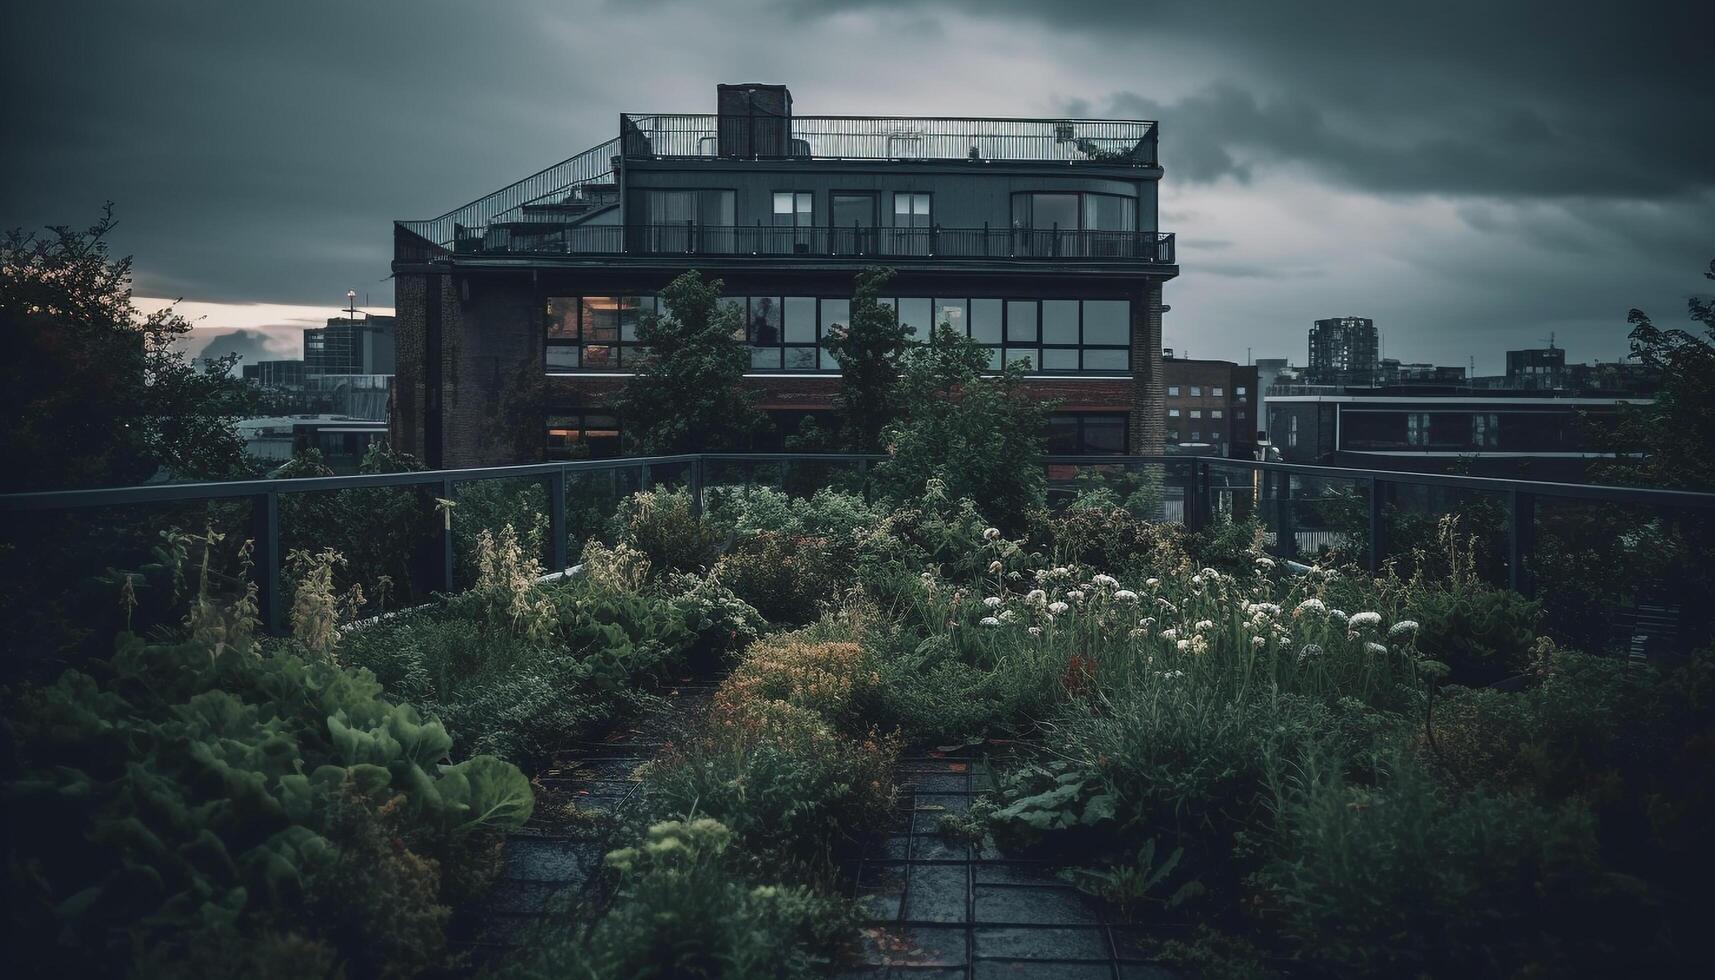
[548,469,568,572]
[1367,478,1386,573]
[690,456,705,517]
[859,458,873,505]
[250,491,281,634]
[439,478,456,594]
[1276,471,1298,560]
[640,462,653,492]
[1509,490,1537,597]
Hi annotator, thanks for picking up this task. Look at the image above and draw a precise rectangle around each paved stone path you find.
[456,684,1185,976]
[840,750,1181,980]
[455,677,720,959]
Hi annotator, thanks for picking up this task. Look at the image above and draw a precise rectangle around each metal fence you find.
[6,454,1712,642]
[621,114,1158,165]
[467,222,1175,263]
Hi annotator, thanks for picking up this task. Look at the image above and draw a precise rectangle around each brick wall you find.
[390,273,426,460]
[440,272,545,468]
[1130,281,1165,456]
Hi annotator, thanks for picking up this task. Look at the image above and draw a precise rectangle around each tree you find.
[823,267,910,451]
[876,323,1058,532]
[1593,258,1715,492]
[0,206,254,490]
[612,270,765,455]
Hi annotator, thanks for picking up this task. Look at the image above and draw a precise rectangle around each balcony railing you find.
[622,114,1158,166]
[463,223,1175,264]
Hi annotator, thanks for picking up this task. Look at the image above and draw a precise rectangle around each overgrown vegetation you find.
[2,532,531,977]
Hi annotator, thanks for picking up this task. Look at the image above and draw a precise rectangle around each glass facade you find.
[547,295,1130,375]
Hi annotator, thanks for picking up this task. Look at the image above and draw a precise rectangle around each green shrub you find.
[343,571,697,766]
[644,636,899,859]
[4,606,530,976]
[1256,753,1659,979]
[613,487,724,575]
[859,629,1064,744]
[500,818,856,979]
[713,532,843,626]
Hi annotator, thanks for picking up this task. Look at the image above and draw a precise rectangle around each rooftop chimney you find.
[717,83,792,158]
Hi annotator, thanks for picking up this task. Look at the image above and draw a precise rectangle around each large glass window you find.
[1407,412,1430,447]
[771,192,813,254]
[646,189,734,252]
[1006,301,1038,342]
[548,294,1130,377]
[935,299,966,336]
[892,193,931,255]
[819,299,849,370]
[1082,301,1129,345]
[544,295,652,371]
[1041,301,1079,345]
[831,193,877,254]
[970,299,1002,344]
[772,192,812,226]
[1046,412,1129,455]
[1473,413,1499,449]
[1014,191,1138,256]
[896,297,932,338]
[547,413,620,459]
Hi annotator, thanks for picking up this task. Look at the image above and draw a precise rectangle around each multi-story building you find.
[1306,316,1378,386]
[1506,347,1567,390]
[389,82,1177,467]
[1266,389,1647,480]
[304,314,396,377]
[1161,354,1259,458]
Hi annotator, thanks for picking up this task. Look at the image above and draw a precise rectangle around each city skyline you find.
[5,0,1710,375]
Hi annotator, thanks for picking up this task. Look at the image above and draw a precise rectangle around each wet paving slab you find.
[845,749,1185,979]
[454,677,721,960]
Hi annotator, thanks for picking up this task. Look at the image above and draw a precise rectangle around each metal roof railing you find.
[5,453,1712,638]
[396,137,621,248]
[622,113,1158,164]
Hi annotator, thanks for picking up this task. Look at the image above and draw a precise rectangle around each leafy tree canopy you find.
[613,270,765,455]
[1594,258,1715,492]
[0,206,254,490]
[824,267,910,451]
[877,323,1058,532]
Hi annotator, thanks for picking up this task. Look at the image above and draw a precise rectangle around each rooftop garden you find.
[5,232,1715,977]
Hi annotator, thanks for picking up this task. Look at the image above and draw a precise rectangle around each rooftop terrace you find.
[398,108,1161,256]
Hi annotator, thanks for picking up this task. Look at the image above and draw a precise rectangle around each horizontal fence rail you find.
[461,223,1175,263]
[622,114,1158,165]
[5,454,1712,636]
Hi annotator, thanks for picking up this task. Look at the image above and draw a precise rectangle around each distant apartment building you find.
[1266,389,1644,480]
[1161,352,1259,458]
[1506,347,1567,390]
[389,82,1178,467]
[304,314,396,376]
[1306,316,1379,386]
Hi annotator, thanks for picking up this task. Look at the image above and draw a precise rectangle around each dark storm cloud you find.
[3,0,1707,369]
[802,0,1712,199]
[1,1,617,305]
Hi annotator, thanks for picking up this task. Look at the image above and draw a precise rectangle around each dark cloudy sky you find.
[4,0,1709,372]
